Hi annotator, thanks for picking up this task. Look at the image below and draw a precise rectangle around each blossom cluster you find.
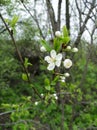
[40,30,78,82]
[44,49,73,71]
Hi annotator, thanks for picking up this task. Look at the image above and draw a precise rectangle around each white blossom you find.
[53,94,58,100]
[41,93,44,97]
[66,46,71,50]
[60,76,65,82]
[40,46,46,52]
[55,96,58,100]
[35,101,38,105]
[64,73,70,77]
[72,47,78,52]
[53,93,57,97]
[55,31,61,37]
[44,50,62,70]
[63,59,72,69]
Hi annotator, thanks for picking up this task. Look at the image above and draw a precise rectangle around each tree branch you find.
[20,0,45,39]
[66,0,70,33]
[57,0,62,30]
[74,0,96,46]
[46,0,57,35]
[0,13,42,99]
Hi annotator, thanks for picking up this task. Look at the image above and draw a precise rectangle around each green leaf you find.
[73,125,78,130]
[54,75,60,82]
[62,26,69,37]
[64,122,69,130]
[45,85,51,91]
[62,37,70,45]
[10,15,19,28]
[22,73,30,81]
[24,57,32,68]
[44,78,50,86]
[54,37,62,51]
[1,103,10,108]
[51,75,59,86]
[41,39,51,51]
[44,78,51,90]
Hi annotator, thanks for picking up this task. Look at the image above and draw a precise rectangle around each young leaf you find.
[24,58,32,68]
[62,26,69,37]
[54,37,62,52]
[45,85,51,91]
[51,75,59,86]
[62,37,70,45]
[22,73,30,81]
[44,78,50,86]
[10,15,19,28]
[41,39,51,51]
[44,78,51,91]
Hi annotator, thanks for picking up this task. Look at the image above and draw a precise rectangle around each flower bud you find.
[64,73,70,77]
[66,46,71,50]
[63,59,72,69]
[55,31,61,37]
[40,46,46,52]
[53,94,58,100]
[60,76,65,82]
[41,93,44,97]
[35,101,38,105]
[72,47,78,52]
[55,96,58,100]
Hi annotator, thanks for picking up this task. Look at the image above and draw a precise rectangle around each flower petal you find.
[50,50,56,58]
[44,56,51,63]
[47,63,55,70]
[56,53,62,60]
[55,60,61,67]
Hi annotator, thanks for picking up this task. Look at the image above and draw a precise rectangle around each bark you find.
[46,0,63,35]
[46,0,57,35]
[57,0,62,30]
[65,0,70,34]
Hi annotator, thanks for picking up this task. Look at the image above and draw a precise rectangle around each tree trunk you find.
[65,0,70,34]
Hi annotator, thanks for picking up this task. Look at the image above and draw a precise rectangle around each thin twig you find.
[0,13,42,99]
[20,0,45,39]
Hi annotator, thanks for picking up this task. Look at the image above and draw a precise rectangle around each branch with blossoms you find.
[38,26,79,129]
[34,26,78,106]
[40,26,78,83]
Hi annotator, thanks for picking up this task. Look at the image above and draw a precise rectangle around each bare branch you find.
[74,0,96,46]
[20,0,45,39]
[57,0,62,30]
[66,0,70,33]
[46,0,57,35]
[75,0,82,31]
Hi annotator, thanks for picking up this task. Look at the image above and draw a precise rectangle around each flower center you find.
[51,58,56,63]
